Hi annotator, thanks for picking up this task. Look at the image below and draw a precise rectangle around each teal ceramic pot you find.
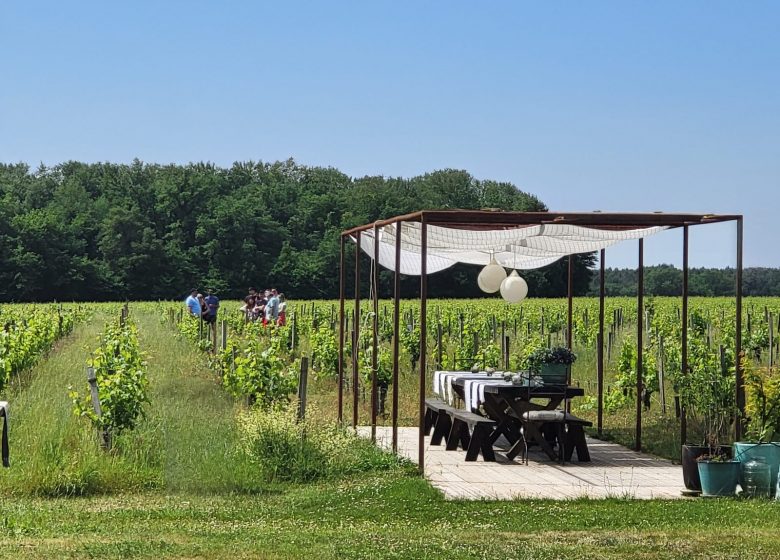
[682,445,732,492]
[697,460,740,497]
[734,442,780,497]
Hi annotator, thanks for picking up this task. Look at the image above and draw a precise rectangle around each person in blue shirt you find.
[185,288,201,317]
[203,289,219,324]
[265,289,280,325]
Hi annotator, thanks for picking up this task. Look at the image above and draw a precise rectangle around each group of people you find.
[185,289,220,324]
[240,287,287,326]
[184,287,287,326]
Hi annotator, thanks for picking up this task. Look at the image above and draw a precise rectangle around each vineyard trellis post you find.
[297,357,309,420]
[770,313,774,368]
[86,366,111,450]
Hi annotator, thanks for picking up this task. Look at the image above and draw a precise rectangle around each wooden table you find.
[451,378,585,461]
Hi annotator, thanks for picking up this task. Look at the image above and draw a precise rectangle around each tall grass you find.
[237,403,408,483]
[0,313,154,496]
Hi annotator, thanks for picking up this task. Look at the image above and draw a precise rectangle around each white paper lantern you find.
[500,270,528,303]
[477,257,507,293]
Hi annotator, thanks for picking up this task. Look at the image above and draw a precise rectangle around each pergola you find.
[338,210,744,471]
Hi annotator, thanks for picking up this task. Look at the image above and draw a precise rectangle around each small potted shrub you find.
[735,359,780,497]
[695,379,740,497]
[677,347,735,494]
[527,346,576,385]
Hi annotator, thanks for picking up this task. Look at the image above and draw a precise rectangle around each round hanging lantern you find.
[477,257,506,293]
[500,270,528,303]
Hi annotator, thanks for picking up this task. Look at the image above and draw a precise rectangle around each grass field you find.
[3,476,780,559]
[0,303,779,559]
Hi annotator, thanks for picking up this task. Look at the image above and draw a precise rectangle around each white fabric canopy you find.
[354,222,667,275]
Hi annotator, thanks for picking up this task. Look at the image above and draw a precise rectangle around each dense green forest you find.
[0,160,599,302]
[2,160,776,302]
[587,265,780,297]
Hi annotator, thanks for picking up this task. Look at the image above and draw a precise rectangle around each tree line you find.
[587,265,780,297]
[0,160,599,302]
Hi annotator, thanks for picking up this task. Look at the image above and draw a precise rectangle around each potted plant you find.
[697,450,741,497]
[677,343,736,494]
[527,346,576,385]
[735,358,780,497]
[695,387,740,497]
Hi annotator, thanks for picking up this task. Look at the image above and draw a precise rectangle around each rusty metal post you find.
[338,235,345,423]
[636,239,644,451]
[418,217,428,473]
[567,255,573,352]
[681,225,689,448]
[353,231,361,430]
[735,217,744,440]
[392,222,402,452]
[371,223,380,442]
[597,248,605,437]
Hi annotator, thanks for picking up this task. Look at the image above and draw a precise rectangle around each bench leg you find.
[463,425,496,462]
[446,419,470,451]
[565,425,590,462]
[431,413,452,446]
[464,425,485,461]
[424,408,436,436]
[558,424,567,465]
[478,426,496,462]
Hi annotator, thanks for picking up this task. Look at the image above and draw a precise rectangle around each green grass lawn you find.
[2,474,780,559]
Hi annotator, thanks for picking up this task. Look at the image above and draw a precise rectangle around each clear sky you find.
[2,1,778,269]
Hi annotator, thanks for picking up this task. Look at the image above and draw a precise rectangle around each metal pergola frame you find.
[338,210,744,472]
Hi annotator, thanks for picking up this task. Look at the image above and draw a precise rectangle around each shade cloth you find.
[354,222,667,275]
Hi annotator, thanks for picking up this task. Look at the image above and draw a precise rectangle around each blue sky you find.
[2,1,778,268]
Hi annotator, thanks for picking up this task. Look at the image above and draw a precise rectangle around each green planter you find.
[682,445,732,493]
[734,442,780,498]
[539,363,569,385]
[697,460,740,497]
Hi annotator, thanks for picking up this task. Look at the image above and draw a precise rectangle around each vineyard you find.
[1,297,777,469]
[158,296,780,460]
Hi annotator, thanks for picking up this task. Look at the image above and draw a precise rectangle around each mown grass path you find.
[133,310,262,492]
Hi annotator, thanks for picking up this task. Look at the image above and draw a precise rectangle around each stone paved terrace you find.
[360,426,685,500]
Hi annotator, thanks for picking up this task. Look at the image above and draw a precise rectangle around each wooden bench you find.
[446,410,497,461]
[521,410,592,463]
[424,399,456,446]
